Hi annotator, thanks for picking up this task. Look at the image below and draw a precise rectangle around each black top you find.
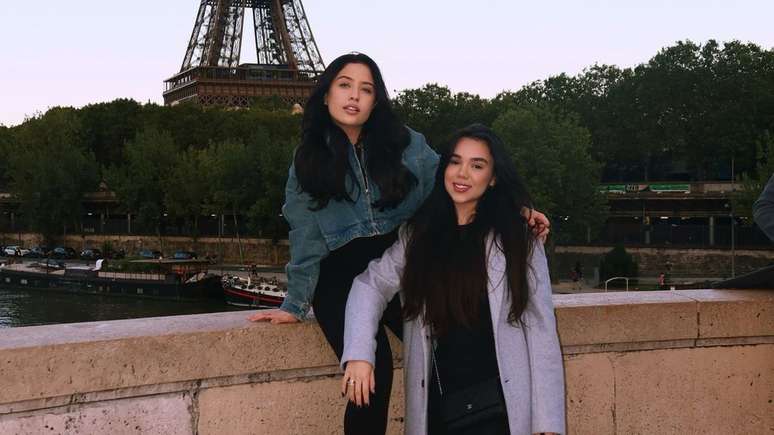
[430,291,500,395]
[429,222,500,394]
[427,290,504,434]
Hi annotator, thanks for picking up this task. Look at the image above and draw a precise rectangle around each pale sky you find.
[1,0,772,126]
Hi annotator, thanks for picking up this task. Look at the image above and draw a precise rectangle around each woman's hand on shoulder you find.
[522,207,551,243]
[341,360,375,407]
[247,309,300,324]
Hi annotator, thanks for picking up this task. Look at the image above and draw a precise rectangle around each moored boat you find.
[0,259,223,301]
[222,275,286,308]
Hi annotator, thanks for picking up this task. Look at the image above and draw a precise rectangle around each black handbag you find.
[431,341,507,431]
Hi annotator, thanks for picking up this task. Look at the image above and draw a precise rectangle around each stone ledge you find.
[0,314,338,405]
[554,291,698,346]
[0,290,771,408]
[554,289,774,349]
[0,290,772,434]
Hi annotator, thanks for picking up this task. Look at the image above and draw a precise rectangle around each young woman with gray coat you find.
[342,125,565,434]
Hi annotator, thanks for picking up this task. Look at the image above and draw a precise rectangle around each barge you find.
[0,259,223,301]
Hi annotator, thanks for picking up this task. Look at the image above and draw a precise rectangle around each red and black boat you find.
[222,275,286,308]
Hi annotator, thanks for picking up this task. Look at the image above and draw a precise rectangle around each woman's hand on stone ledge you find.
[247,309,299,324]
[342,360,375,407]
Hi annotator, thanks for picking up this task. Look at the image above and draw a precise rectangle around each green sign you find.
[599,184,626,193]
[599,183,690,193]
[649,183,690,193]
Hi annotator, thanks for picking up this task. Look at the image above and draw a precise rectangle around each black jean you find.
[312,230,402,435]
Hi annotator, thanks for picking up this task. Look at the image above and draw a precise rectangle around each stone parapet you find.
[0,289,771,434]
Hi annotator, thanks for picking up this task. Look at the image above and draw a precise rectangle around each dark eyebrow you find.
[335,75,374,87]
[450,154,489,164]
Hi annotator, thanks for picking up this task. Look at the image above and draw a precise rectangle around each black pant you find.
[312,230,402,435]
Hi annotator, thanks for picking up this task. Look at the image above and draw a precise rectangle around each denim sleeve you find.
[753,174,774,242]
[415,132,440,202]
[279,164,329,320]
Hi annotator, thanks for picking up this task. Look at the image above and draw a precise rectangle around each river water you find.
[0,287,246,328]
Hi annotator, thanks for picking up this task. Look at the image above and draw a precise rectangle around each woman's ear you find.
[489,176,497,187]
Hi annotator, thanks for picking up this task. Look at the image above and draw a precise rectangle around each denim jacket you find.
[280,128,439,320]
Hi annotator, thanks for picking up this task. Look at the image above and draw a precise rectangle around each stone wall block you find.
[554,292,697,347]
[197,370,405,435]
[563,353,616,435]
[676,290,774,339]
[0,393,193,435]
[612,345,774,434]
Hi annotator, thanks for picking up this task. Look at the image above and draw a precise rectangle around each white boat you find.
[222,275,286,308]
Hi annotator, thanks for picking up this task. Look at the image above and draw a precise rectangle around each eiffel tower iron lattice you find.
[164,0,325,107]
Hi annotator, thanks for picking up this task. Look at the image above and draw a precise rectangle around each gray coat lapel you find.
[486,237,508,339]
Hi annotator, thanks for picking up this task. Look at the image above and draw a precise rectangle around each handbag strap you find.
[430,337,445,396]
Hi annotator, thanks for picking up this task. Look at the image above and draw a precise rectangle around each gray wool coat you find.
[342,229,566,435]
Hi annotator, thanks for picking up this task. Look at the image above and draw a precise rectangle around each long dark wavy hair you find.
[294,53,417,210]
[401,124,534,335]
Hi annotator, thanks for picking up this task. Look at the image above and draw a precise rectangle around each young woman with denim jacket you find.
[249,53,550,434]
[342,125,564,435]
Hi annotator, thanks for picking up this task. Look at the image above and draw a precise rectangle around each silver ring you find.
[347,379,355,385]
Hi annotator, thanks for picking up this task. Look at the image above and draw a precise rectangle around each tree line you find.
[0,101,299,243]
[0,39,772,244]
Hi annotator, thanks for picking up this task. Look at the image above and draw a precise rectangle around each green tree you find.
[493,106,608,281]
[246,137,295,240]
[204,137,264,262]
[599,245,639,284]
[393,84,495,148]
[105,128,179,248]
[0,126,10,234]
[164,147,211,240]
[0,125,11,189]
[734,132,774,219]
[79,99,143,167]
[6,108,98,243]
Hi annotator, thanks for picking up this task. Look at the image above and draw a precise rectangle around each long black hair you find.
[294,53,417,210]
[401,124,534,335]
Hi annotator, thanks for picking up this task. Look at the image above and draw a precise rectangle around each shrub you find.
[599,244,638,285]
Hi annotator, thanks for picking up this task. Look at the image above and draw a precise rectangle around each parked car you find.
[51,247,77,259]
[3,245,26,257]
[107,249,126,260]
[24,246,50,258]
[80,248,103,260]
[172,251,198,260]
[137,249,163,259]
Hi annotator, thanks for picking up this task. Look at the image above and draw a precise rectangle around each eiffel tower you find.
[163,0,325,107]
